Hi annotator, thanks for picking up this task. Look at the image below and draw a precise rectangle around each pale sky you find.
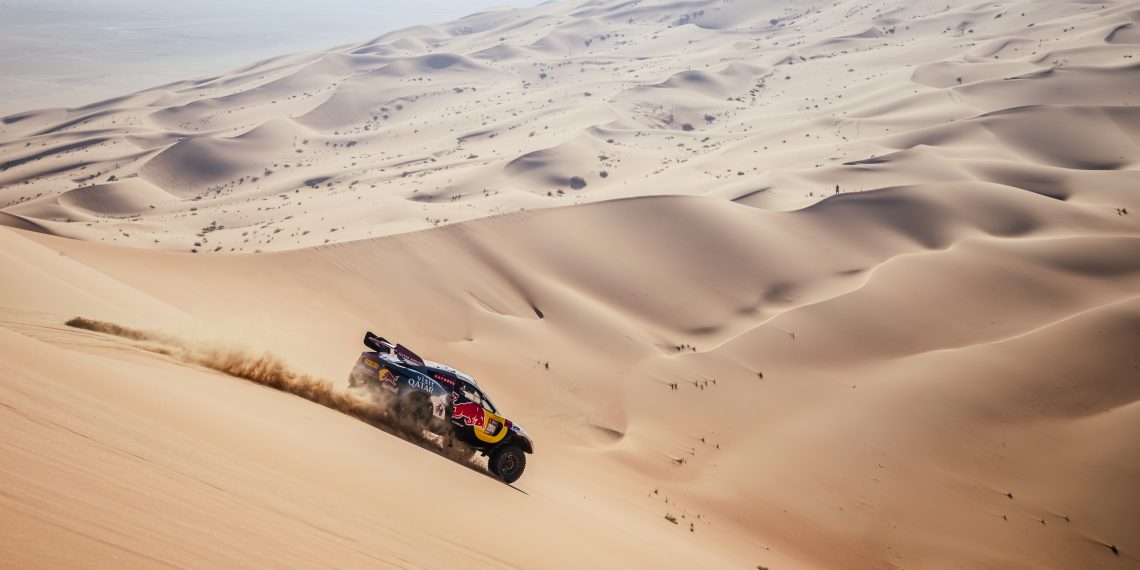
[0,0,541,115]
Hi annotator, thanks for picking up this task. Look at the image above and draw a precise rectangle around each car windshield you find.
[459,383,496,414]
[479,390,497,414]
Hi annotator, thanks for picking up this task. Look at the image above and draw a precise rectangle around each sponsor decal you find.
[432,373,455,386]
[395,344,425,367]
[407,376,437,393]
[431,394,448,419]
[451,392,486,428]
[378,368,400,392]
[363,359,379,369]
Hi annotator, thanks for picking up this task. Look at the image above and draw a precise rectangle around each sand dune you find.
[2,0,1136,250]
[2,0,1139,568]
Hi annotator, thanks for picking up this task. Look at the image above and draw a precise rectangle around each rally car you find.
[348,331,533,483]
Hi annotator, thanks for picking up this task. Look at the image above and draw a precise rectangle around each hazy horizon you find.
[0,0,540,115]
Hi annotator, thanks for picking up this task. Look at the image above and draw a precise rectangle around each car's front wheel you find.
[489,445,526,483]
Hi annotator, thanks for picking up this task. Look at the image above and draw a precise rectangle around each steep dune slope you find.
[4,177,1139,567]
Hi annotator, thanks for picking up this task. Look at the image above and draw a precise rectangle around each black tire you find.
[489,445,526,483]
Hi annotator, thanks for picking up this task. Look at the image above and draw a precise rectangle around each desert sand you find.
[2,0,1139,568]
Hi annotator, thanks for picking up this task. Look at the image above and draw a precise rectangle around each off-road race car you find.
[348,331,533,483]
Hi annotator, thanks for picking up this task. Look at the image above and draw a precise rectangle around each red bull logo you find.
[451,392,486,428]
[376,368,399,393]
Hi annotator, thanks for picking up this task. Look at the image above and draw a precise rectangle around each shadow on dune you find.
[64,316,496,479]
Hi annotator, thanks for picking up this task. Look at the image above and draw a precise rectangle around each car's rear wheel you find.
[489,445,526,483]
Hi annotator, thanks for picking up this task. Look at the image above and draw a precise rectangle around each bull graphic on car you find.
[348,331,533,483]
[451,396,487,428]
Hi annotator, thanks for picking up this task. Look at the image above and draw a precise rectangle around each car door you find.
[451,385,509,444]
